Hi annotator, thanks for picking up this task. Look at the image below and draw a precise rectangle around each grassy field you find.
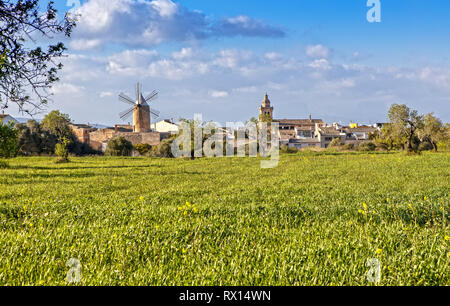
[0,152,448,286]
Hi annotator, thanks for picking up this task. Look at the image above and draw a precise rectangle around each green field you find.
[0,152,448,286]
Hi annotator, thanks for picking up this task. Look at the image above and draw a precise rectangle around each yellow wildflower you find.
[375,248,383,255]
[155,225,160,230]
[139,196,144,201]
[184,210,188,216]
[445,236,450,241]
[186,202,191,207]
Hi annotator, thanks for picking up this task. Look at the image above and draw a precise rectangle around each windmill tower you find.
[118,83,160,133]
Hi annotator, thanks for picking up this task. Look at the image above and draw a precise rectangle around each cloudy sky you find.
[9,0,450,125]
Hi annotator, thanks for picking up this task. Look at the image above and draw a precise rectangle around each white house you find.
[0,114,18,126]
[150,120,179,134]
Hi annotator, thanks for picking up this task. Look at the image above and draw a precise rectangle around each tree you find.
[134,143,152,156]
[0,0,76,115]
[417,113,446,152]
[54,136,70,162]
[41,110,73,141]
[105,137,133,157]
[388,104,424,152]
[0,121,18,157]
[329,137,343,147]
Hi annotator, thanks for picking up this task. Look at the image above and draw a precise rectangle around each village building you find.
[151,119,179,134]
[0,113,18,125]
[257,94,378,149]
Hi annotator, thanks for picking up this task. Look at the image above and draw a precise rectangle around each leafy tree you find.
[258,114,273,123]
[417,113,446,152]
[134,143,152,156]
[388,104,424,152]
[41,110,73,141]
[105,136,133,157]
[0,121,18,157]
[358,141,376,152]
[149,138,175,158]
[329,137,343,147]
[54,137,70,162]
[0,0,76,115]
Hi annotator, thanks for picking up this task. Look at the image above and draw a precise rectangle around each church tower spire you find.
[259,93,274,121]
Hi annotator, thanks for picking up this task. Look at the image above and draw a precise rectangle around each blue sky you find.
[11,0,450,125]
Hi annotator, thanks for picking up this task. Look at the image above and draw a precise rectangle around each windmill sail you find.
[117,83,161,131]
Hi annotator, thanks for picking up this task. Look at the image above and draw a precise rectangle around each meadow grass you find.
[0,152,448,286]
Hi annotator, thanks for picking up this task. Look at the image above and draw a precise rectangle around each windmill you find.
[118,83,160,133]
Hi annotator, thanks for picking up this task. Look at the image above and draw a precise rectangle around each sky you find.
[8,0,450,125]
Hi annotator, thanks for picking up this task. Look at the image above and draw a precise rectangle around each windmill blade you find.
[119,107,134,121]
[144,90,158,103]
[118,93,135,106]
[150,108,160,117]
[135,83,141,100]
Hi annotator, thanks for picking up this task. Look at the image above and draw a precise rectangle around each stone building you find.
[259,93,274,120]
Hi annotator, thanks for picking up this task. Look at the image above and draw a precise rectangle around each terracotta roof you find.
[277,119,323,125]
[320,127,343,136]
[344,126,377,133]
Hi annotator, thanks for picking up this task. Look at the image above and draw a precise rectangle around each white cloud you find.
[99,91,114,98]
[50,83,85,95]
[37,47,450,125]
[71,0,285,49]
[210,90,229,98]
[265,52,282,60]
[70,39,102,51]
[172,48,193,60]
[306,44,330,58]
[308,59,331,70]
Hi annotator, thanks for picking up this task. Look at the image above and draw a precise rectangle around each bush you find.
[134,143,152,156]
[280,146,298,154]
[54,137,70,163]
[329,138,344,147]
[0,122,18,158]
[149,139,174,158]
[418,141,434,152]
[105,136,133,156]
[358,141,376,152]
[341,143,355,151]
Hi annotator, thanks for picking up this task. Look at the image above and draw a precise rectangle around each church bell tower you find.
[259,93,274,120]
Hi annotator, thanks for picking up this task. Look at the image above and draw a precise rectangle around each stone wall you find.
[88,128,161,151]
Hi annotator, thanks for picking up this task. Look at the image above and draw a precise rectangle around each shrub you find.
[105,137,134,157]
[329,138,344,147]
[54,137,70,163]
[358,141,376,152]
[0,122,18,158]
[341,143,355,151]
[280,146,298,154]
[418,141,434,152]
[134,143,152,156]
[149,139,174,158]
